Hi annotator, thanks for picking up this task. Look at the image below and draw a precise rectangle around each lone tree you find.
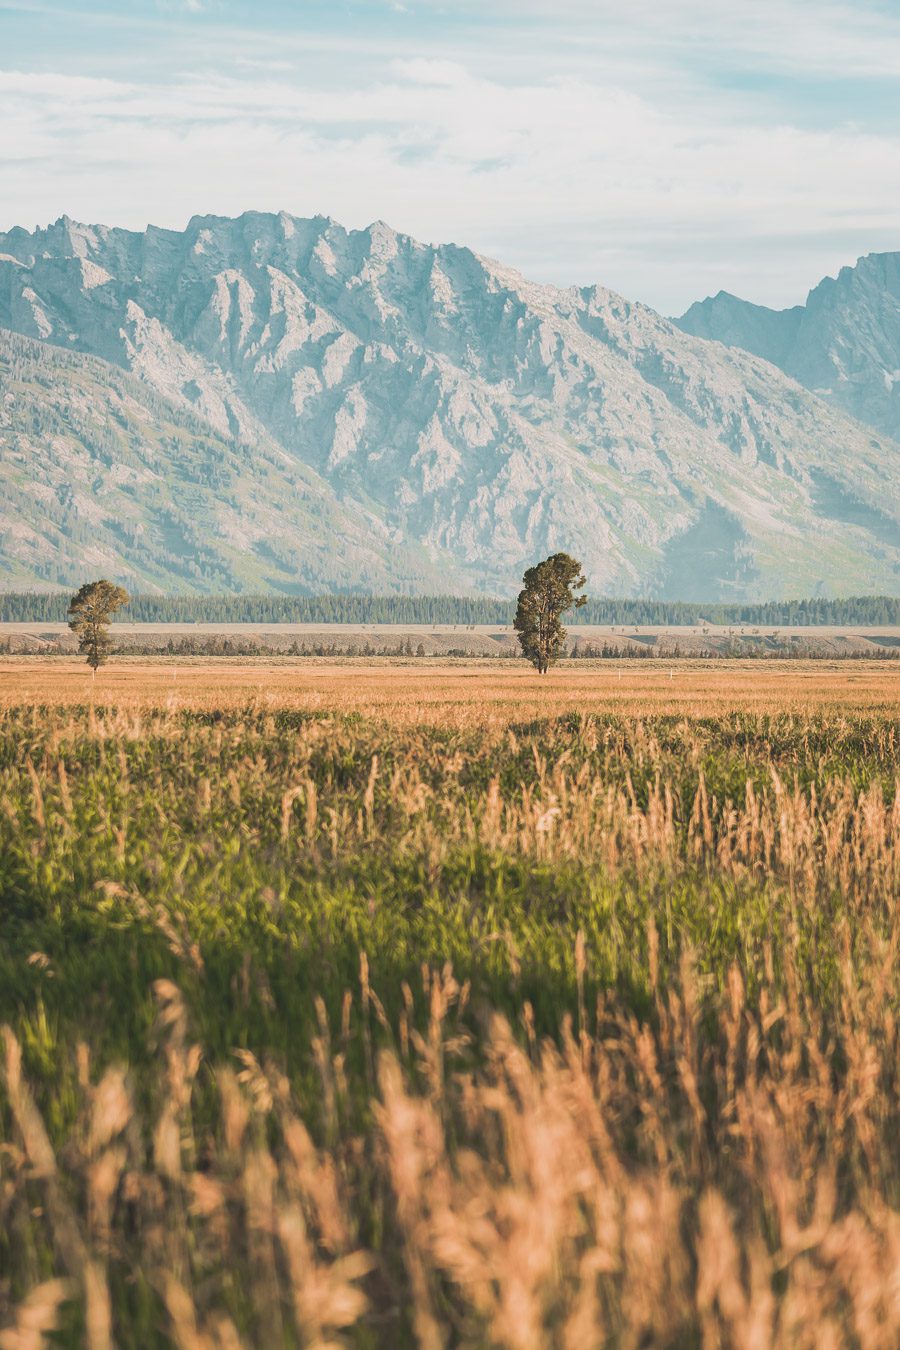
[514,553,587,673]
[68,580,129,669]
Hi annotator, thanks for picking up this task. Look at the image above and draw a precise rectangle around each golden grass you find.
[5,952,900,1348]
[1,660,899,1345]
[1,657,898,725]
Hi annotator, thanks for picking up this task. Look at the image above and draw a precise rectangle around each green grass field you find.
[1,668,899,1346]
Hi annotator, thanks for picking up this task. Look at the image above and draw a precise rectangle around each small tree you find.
[68,580,129,669]
[514,553,587,674]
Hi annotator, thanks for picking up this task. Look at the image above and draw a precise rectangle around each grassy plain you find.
[0,658,898,1346]
[3,655,898,719]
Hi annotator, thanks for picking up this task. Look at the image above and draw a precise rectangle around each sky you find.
[2,0,900,314]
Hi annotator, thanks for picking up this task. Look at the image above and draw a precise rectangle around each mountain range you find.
[676,252,900,443]
[1,212,898,597]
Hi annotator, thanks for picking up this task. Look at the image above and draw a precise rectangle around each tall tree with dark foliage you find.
[514,554,587,673]
[68,580,129,669]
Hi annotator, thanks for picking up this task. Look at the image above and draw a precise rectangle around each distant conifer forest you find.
[1,592,898,626]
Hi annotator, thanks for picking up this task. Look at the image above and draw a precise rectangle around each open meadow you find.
[3,655,899,720]
[1,658,899,1346]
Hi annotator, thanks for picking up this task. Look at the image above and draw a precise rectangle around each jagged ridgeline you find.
[2,591,898,627]
[2,212,900,597]
[676,251,900,441]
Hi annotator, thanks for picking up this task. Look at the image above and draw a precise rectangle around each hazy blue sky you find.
[3,0,900,312]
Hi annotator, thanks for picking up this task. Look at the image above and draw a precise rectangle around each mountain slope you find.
[676,252,900,441]
[1,212,899,598]
[0,329,454,593]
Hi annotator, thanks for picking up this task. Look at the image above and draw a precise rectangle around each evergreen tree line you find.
[2,591,899,627]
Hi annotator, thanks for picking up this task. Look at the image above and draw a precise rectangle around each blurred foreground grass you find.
[1,678,899,1345]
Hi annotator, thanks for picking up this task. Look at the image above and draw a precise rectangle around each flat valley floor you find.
[2,656,898,722]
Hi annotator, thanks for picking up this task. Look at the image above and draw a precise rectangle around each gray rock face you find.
[0,329,451,594]
[1,212,898,597]
[676,253,900,442]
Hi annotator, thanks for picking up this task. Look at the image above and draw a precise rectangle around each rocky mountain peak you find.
[1,212,898,597]
[676,251,900,439]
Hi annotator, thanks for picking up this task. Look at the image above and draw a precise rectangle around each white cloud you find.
[392,58,472,87]
[2,0,900,313]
